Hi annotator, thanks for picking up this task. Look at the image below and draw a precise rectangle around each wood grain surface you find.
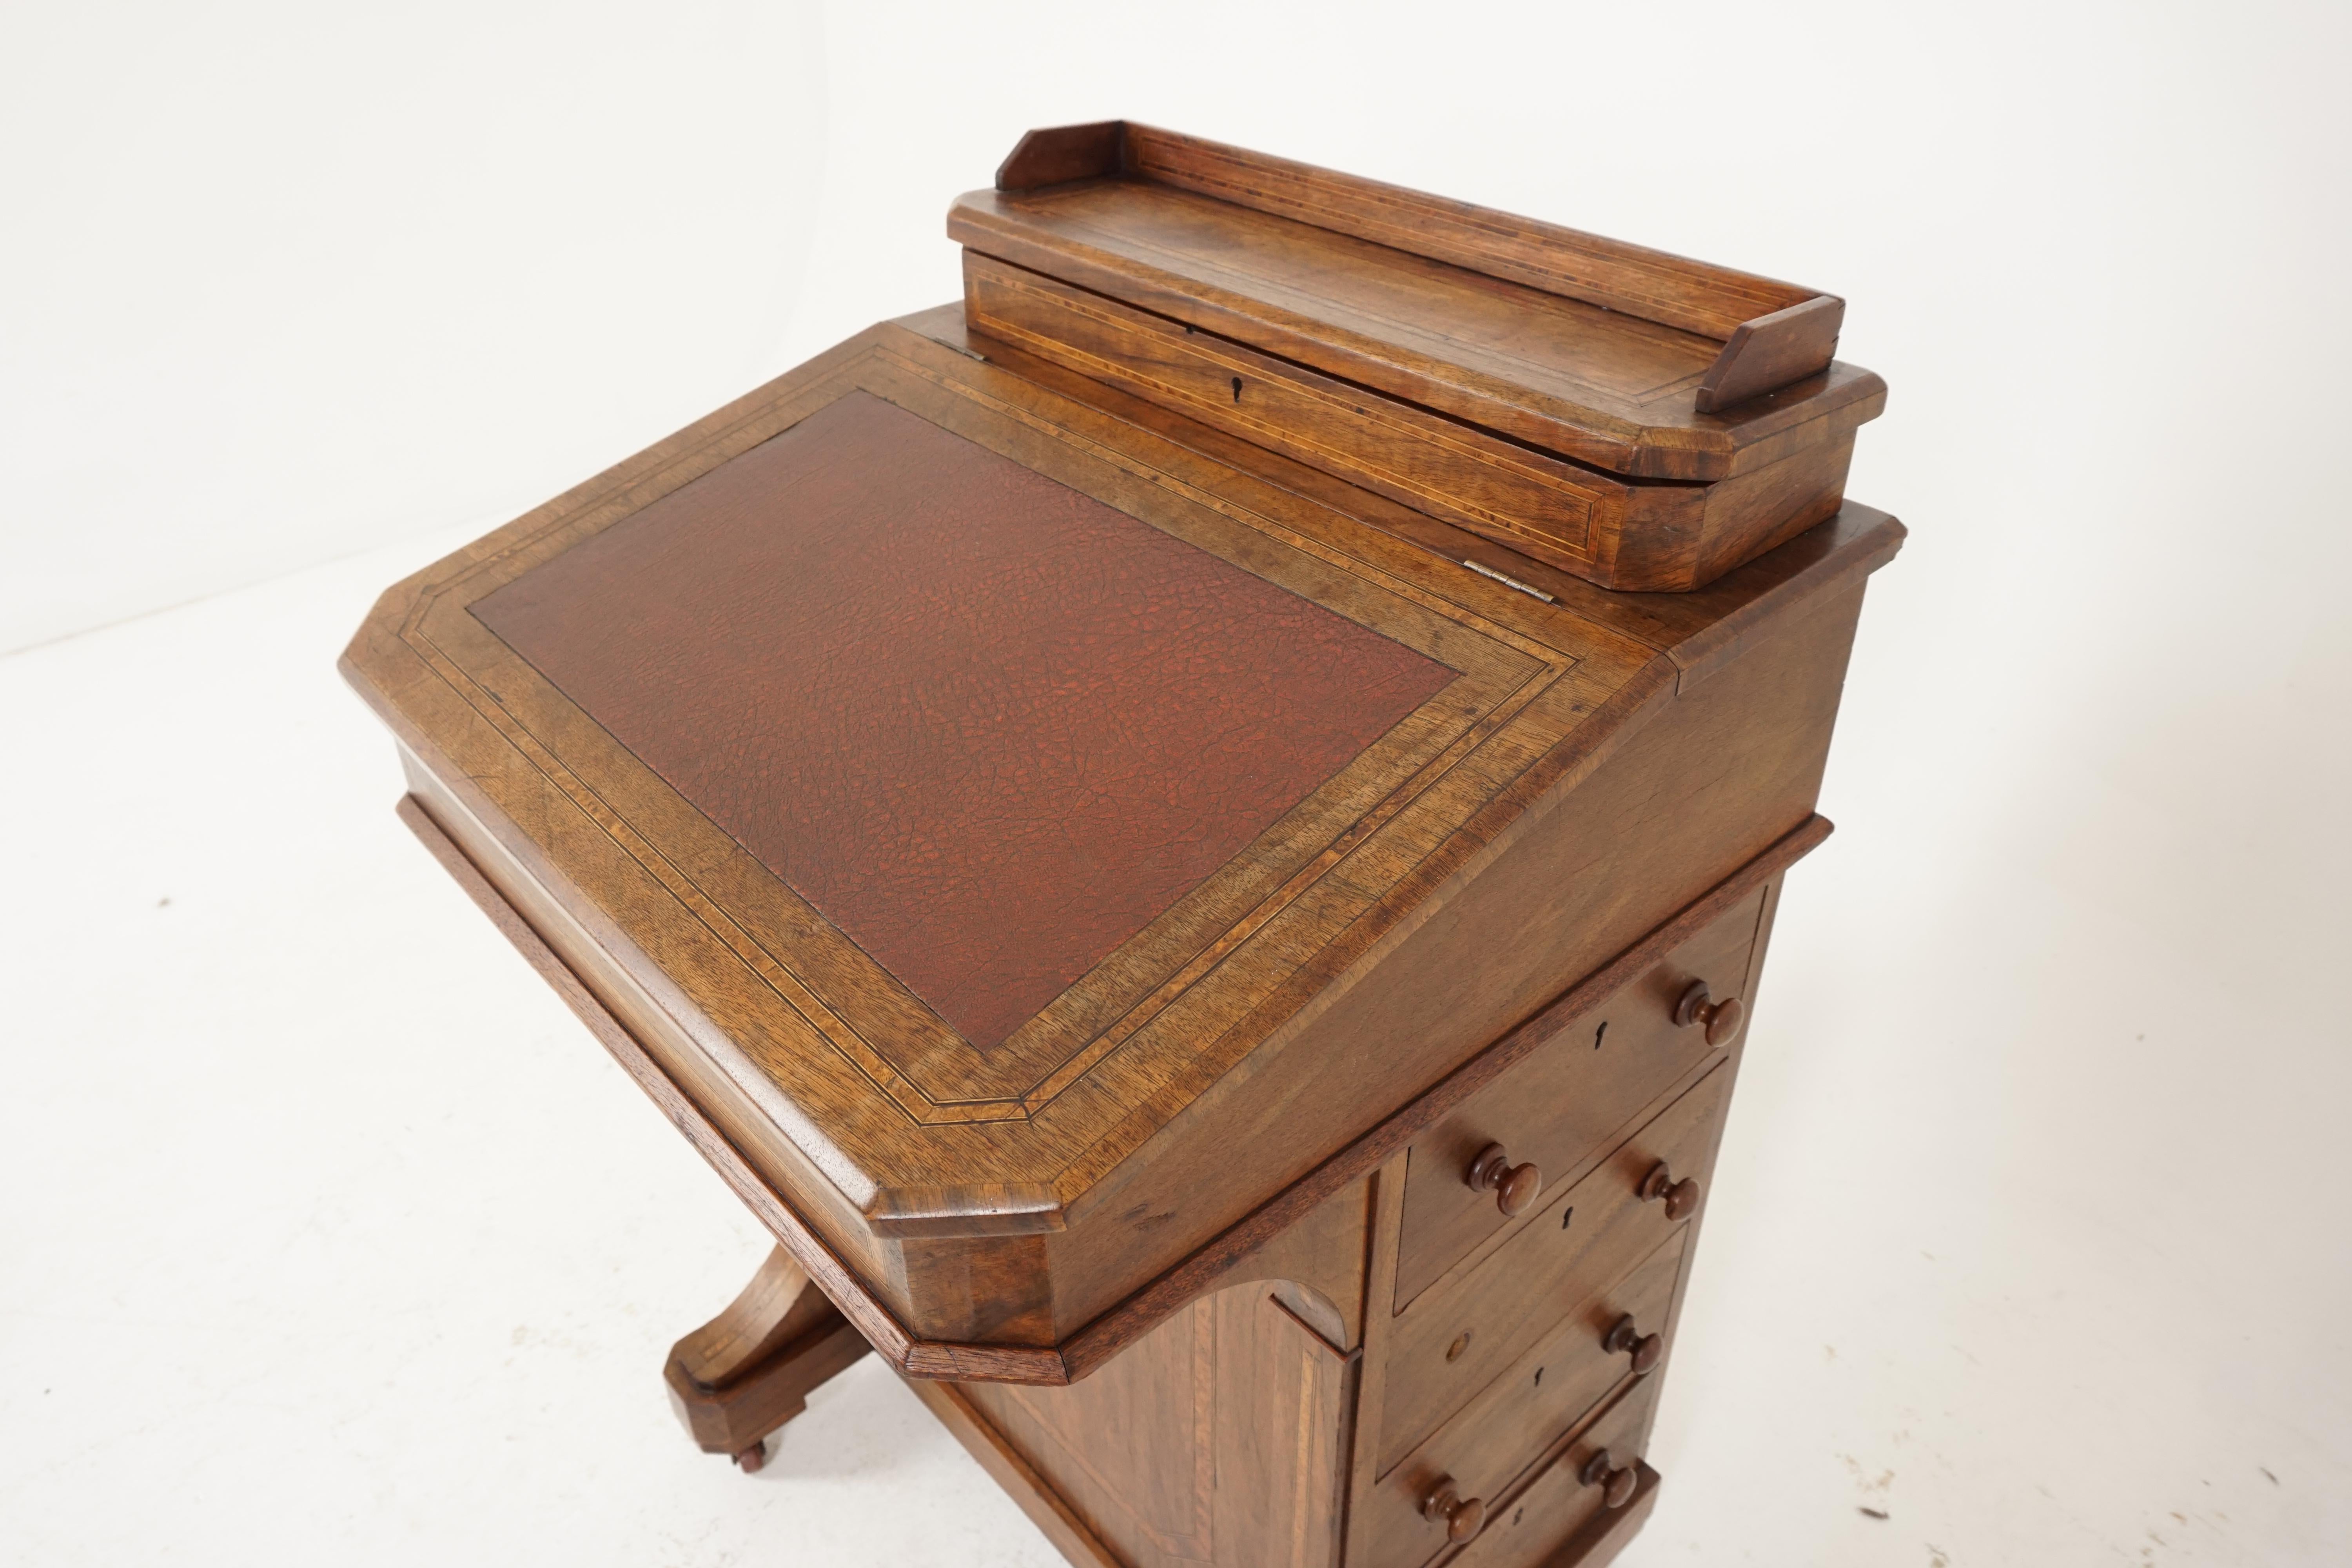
[950,123,1882,483]
[1359,1234,1684,1568]
[1049,575,1870,1349]
[392,788,1820,1387]
[1392,889,1765,1307]
[1378,1065,1733,1471]
[345,127,1907,1568]
[662,1244,871,1464]
[963,1280,1355,1568]
[900,302,1901,681]
[982,121,1849,423]
[348,302,1895,1361]
[961,253,1866,592]
[905,1376,1126,1567]
[1444,1384,1663,1568]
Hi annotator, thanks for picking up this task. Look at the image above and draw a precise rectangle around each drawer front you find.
[1380,1061,1732,1472]
[1396,889,1764,1308]
[1449,1380,1661,1568]
[1361,1232,1684,1568]
[963,250,1628,568]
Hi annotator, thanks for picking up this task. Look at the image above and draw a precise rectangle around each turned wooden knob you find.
[1673,980,1745,1047]
[1639,1161,1701,1221]
[1580,1449,1637,1509]
[1421,1477,1487,1543]
[1466,1143,1541,1217]
[1603,1313,1663,1374]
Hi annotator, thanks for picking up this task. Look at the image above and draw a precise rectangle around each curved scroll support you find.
[665,1245,872,1471]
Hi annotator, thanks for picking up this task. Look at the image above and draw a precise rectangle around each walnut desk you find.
[343,125,1900,1568]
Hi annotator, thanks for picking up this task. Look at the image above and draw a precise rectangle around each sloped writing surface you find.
[474,390,1452,1051]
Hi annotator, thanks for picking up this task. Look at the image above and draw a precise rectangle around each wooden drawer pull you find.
[1673,980,1746,1047]
[1421,1477,1487,1543]
[1603,1314,1663,1374]
[1638,1161,1701,1221]
[1580,1449,1639,1509]
[1466,1143,1542,1217]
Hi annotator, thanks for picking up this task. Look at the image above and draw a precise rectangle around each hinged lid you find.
[346,322,1639,1226]
[949,121,1882,483]
[343,308,1902,1375]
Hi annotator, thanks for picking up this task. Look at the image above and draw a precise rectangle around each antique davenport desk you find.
[343,124,1898,1568]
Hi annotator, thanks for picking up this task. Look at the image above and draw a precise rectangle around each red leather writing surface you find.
[474,391,1451,1051]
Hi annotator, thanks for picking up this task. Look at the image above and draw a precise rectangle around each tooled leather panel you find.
[473,390,1452,1051]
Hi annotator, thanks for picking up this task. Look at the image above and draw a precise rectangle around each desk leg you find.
[665,1245,872,1471]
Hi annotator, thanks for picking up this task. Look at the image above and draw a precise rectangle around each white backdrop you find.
[0,0,826,654]
[4,2,2348,1564]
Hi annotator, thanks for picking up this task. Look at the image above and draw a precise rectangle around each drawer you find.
[964,251,1624,568]
[1449,1380,1661,1568]
[963,253,1860,592]
[1361,1232,1684,1568]
[1396,889,1764,1308]
[1379,1060,1731,1472]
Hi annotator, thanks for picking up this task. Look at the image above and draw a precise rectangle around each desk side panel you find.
[1044,577,1870,1340]
[963,1280,1355,1568]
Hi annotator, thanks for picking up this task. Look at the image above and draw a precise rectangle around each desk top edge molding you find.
[397,790,1830,1387]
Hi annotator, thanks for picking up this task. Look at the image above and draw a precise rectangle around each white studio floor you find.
[2,528,2345,1566]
